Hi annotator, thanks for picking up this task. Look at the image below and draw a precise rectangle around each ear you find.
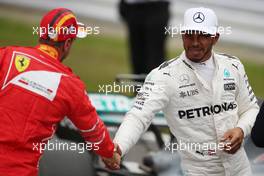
[63,38,73,51]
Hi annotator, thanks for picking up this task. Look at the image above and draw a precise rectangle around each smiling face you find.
[182,31,219,62]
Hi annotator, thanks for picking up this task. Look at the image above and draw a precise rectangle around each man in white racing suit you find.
[112,7,260,175]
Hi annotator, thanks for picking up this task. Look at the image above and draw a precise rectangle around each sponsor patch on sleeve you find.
[15,55,31,72]
[224,83,236,91]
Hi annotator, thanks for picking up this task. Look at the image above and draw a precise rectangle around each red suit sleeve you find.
[0,47,4,59]
[68,88,114,158]
[0,47,5,67]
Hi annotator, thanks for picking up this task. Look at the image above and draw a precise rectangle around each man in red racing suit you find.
[0,8,120,176]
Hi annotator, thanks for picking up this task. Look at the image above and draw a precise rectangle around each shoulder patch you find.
[232,63,239,70]
[218,53,239,60]
[15,55,31,72]
[163,72,171,76]
[218,53,242,71]
[7,71,62,101]
[158,57,178,70]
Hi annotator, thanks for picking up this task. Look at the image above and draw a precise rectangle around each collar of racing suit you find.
[36,44,59,60]
[187,55,215,85]
[181,51,217,67]
[181,51,219,90]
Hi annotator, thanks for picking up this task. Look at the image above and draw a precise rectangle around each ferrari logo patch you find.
[15,55,31,72]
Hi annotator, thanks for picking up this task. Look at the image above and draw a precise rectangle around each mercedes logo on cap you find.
[193,12,205,23]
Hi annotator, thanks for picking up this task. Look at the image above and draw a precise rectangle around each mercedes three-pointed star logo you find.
[193,12,205,23]
[179,74,190,84]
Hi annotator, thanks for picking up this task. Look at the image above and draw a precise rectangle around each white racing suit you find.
[114,52,260,176]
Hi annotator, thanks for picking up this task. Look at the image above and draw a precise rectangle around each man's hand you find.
[220,127,244,154]
[101,143,122,170]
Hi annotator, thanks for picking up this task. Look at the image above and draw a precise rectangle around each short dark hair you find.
[39,38,65,48]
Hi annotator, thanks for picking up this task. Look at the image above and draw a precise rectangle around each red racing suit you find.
[0,45,114,176]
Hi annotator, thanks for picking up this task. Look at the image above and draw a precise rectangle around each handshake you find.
[101,143,122,170]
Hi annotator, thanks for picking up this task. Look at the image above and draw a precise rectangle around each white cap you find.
[76,22,88,38]
[181,7,218,35]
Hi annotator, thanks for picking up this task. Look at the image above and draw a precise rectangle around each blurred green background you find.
[0,11,263,98]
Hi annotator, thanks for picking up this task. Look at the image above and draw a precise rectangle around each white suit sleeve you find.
[235,61,260,137]
[114,69,172,156]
